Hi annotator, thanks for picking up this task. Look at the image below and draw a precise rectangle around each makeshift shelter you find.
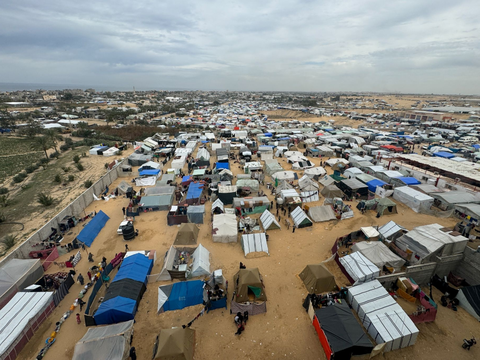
[128,153,151,166]
[321,185,343,199]
[290,206,313,228]
[233,268,267,303]
[211,198,224,214]
[171,156,187,170]
[197,147,210,161]
[432,191,480,210]
[272,171,296,182]
[157,173,175,186]
[352,242,405,271]
[117,180,132,195]
[392,177,421,187]
[319,174,335,187]
[174,223,199,246]
[339,252,379,285]
[312,303,374,360]
[76,210,110,247]
[365,179,388,193]
[393,186,434,213]
[394,224,468,263]
[298,175,319,192]
[217,185,237,205]
[0,259,44,309]
[186,182,204,205]
[308,206,337,223]
[0,292,55,360]
[138,195,172,211]
[260,210,281,231]
[299,264,336,294]
[236,179,259,192]
[378,221,407,242]
[241,233,269,258]
[344,167,363,179]
[153,328,195,360]
[139,161,161,172]
[347,280,419,352]
[72,320,134,360]
[157,280,204,313]
[212,214,237,243]
[337,179,368,199]
[264,160,284,176]
[304,167,327,180]
[375,198,398,216]
[187,205,205,224]
[144,186,175,197]
[456,285,480,321]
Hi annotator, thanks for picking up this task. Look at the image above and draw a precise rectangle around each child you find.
[76,313,81,325]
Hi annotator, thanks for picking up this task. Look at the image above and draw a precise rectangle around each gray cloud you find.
[0,0,479,93]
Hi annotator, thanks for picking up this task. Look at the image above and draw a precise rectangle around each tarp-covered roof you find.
[157,280,204,313]
[308,206,337,222]
[352,241,405,270]
[339,252,379,285]
[77,210,110,247]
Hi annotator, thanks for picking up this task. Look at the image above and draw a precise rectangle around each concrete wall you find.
[377,262,437,287]
[0,160,126,264]
[434,254,464,278]
[455,247,480,285]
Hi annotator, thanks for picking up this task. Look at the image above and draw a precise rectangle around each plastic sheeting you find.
[157,280,204,313]
[352,241,405,271]
[308,206,337,223]
[393,186,434,213]
[77,210,110,247]
[290,206,313,228]
[339,252,379,285]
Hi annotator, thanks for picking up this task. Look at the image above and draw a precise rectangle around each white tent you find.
[260,210,281,231]
[171,156,187,169]
[272,171,296,182]
[212,214,238,243]
[348,280,419,352]
[339,252,379,285]
[241,233,269,258]
[344,167,364,179]
[190,244,211,277]
[351,241,405,271]
[393,186,434,213]
[308,206,337,222]
[325,158,349,167]
[135,175,158,187]
[290,206,313,228]
[304,167,326,179]
[72,320,134,360]
[298,175,319,192]
[156,246,178,281]
[139,161,162,171]
[196,148,210,161]
[211,198,224,214]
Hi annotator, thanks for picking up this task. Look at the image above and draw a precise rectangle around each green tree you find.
[35,136,53,159]
[44,129,63,153]
[64,93,74,101]
[21,119,42,138]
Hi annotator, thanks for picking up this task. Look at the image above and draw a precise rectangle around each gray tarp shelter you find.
[291,206,313,228]
[187,205,205,224]
[260,210,281,230]
[139,194,173,211]
[128,153,151,166]
[236,179,260,192]
[264,160,284,176]
[157,174,176,186]
[321,184,343,199]
[72,320,134,360]
[351,241,405,271]
[145,186,175,197]
[117,181,132,194]
[308,205,337,222]
[432,191,480,210]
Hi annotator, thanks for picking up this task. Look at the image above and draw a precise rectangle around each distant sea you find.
[0,82,192,92]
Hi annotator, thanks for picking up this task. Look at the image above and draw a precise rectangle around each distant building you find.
[401,110,452,122]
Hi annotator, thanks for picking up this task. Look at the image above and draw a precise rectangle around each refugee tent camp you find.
[211,198,224,214]
[241,233,269,258]
[312,302,374,360]
[153,327,195,360]
[232,268,267,303]
[308,206,337,223]
[260,210,281,230]
[290,206,313,228]
[337,179,369,199]
[76,210,110,247]
[212,214,237,243]
[72,320,134,360]
[347,280,419,352]
[456,285,480,321]
[217,185,237,205]
[351,241,405,271]
[304,167,326,180]
[320,184,343,199]
[299,264,337,294]
[186,205,205,224]
[174,223,199,246]
[393,186,434,213]
[157,280,204,313]
[339,252,379,285]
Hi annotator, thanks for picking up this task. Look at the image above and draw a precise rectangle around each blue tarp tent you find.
[76,210,109,247]
[433,152,455,159]
[186,182,204,204]
[139,169,160,176]
[94,296,137,325]
[263,133,273,137]
[113,254,153,285]
[366,179,387,193]
[216,162,230,170]
[395,177,421,185]
[157,280,204,313]
[472,144,480,149]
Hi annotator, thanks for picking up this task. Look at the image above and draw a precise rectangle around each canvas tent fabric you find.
[174,223,199,246]
[378,221,406,241]
[339,252,379,285]
[154,328,195,360]
[264,160,284,176]
[394,224,468,263]
[290,206,313,228]
[0,292,55,360]
[197,147,210,161]
[212,214,237,243]
[72,320,134,360]
[351,241,405,271]
[374,198,398,216]
[0,259,44,309]
[144,186,175,196]
[190,244,211,278]
[308,206,337,223]
[393,186,434,213]
[272,171,296,182]
[321,185,343,199]
[187,205,205,224]
[456,285,480,321]
[299,264,336,294]
[241,233,269,257]
[157,280,204,313]
[117,180,132,194]
[298,175,319,192]
[304,167,326,179]
[260,210,281,230]
[76,210,110,247]
[233,268,267,303]
[313,302,374,360]
[347,280,419,352]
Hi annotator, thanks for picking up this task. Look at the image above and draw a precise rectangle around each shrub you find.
[82,152,87,157]
[0,188,8,195]
[84,180,93,188]
[60,144,69,152]
[0,212,6,223]
[76,163,84,171]
[68,175,74,182]
[65,137,74,146]
[73,155,80,163]
[0,194,11,207]
[54,174,63,183]
[12,173,27,183]
[37,192,54,206]
[62,166,71,173]
[39,158,50,165]
[1,235,17,250]
[25,165,36,174]
[49,151,60,159]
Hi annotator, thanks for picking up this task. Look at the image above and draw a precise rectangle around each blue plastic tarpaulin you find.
[366,179,387,193]
[186,182,204,202]
[94,296,137,325]
[215,162,230,170]
[76,210,109,247]
[113,254,153,285]
[263,133,273,137]
[472,144,480,149]
[396,177,421,185]
[433,152,454,159]
[159,280,204,312]
[139,169,160,176]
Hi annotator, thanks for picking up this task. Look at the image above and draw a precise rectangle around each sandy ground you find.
[15,147,480,360]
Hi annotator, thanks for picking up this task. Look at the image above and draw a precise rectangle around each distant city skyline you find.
[1,1,479,94]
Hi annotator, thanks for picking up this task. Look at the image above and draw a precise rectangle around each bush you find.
[73,155,80,163]
[76,163,84,171]
[62,166,71,173]
[1,235,17,250]
[0,212,6,223]
[68,175,75,182]
[0,194,11,207]
[54,174,63,183]
[60,144,69,152]
[12,173,27,183]
[25,165,37,174]
[49,151,60,159]
[37,192,54,206]
[39,158,50,165]
[82,152,88,157]
[65,137,74,146]
[0,188,8,195]
[84,180,93,188]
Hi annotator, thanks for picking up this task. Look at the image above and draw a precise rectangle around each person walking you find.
[78,298,86,311]
[87,271,92,281]
[125,244,129,252]
[76,313,81,325]
[77,273,84,286]
[129,347,137,360]
[292,224,296,233]
[122,207,126,216]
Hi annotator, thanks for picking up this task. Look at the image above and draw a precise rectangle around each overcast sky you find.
[1,1,479,93]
